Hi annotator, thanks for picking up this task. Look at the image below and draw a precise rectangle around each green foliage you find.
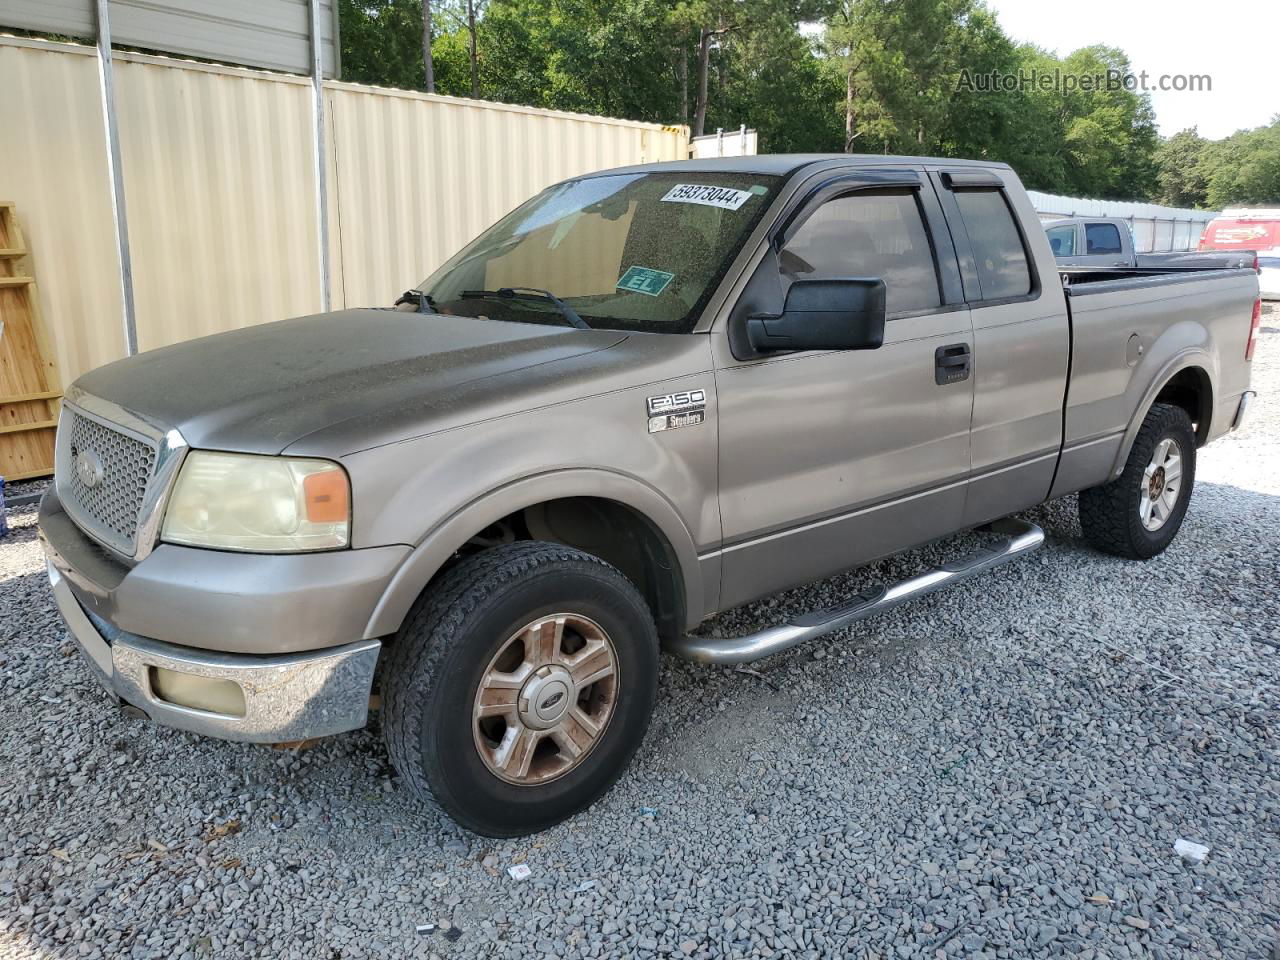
[825,0,983,153]
[715,29,845,152]
[1151,120,1280,208]
[339,0,429,90]
[1155,128,1211,207]
[476,0,683,120]
[338,0,1279,206]
[933,7,1022,160]
[1056,46,1159,200]
[816,2,1158,199]
[1203,119,1280,208]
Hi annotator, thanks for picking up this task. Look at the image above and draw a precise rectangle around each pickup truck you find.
[39,155,1260,837]
[1044,215,1255,272]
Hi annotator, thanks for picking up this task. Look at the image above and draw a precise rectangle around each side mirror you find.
[746,278,887,353]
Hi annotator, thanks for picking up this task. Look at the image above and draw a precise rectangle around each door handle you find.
[935,343,971,385]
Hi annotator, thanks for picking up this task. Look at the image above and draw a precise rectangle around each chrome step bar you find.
[670,518,1045,665]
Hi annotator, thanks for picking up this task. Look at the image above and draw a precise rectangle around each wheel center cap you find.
[518,665,574,730]
[1150,466,1165,498]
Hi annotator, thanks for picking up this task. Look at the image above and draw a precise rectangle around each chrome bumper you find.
[1233,391,1256,431]
[47,561,380,743]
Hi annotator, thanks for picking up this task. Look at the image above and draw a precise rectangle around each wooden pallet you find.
[0,202,61,481]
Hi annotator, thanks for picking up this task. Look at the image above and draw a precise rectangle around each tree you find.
[341,0,1267,203]
[1201,118,1280,208]
[712,19,843,151]
[1054,46,1159,199]
[1154,129,1209,207]
[465,0,481,97]
[934,6,1023,160]
[824,0,1017,156]
[965,43,1160,200]
[823,0,911,152]
[339,0,431,90]
[423,0,435,92]
[673,0,836,138]
[467,0,681,120]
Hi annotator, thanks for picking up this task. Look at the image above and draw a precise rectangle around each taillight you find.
[1246,297,1261,360]
[1254,252,1261,273]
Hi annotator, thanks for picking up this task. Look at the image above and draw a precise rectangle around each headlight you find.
[161,451,350,552]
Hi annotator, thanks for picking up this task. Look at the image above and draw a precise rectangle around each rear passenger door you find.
[929,167,1070,526]
[713,167,975,610]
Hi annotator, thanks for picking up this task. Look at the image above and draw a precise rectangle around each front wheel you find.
[1078,402,1197,560]
[382,542,659,837]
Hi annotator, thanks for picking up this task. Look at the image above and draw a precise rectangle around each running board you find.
[670,518,1045,665]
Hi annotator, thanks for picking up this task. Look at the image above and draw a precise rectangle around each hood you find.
[74,310,627,454]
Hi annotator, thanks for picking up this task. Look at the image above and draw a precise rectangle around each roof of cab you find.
[582,153,1014,180]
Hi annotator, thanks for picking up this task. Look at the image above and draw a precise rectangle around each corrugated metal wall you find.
[112,54,323,352]
[0,36,689,382]
[0,0,340,77]
[327,82,686,307]
[0,39,124,383]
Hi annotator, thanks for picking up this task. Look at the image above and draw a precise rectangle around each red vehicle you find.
[1200,209,1280,298]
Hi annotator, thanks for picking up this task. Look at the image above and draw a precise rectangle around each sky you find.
[987,0,1278,139]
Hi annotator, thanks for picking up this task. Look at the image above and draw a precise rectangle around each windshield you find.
[417,172,780,334]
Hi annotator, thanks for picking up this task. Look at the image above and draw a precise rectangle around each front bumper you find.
[47,560,380,742]
[39,488,409,657]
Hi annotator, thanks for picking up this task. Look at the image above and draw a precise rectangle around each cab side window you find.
[780,188,942,315]
[1085,222,1124,255]
[952,188,1032,300]
[1046,225,1076,256]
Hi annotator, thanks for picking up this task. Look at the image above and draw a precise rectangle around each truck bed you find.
[1052,265,1259,502]
[1060,260,1256,287]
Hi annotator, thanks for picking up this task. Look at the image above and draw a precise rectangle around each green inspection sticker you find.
[617,265,675,297]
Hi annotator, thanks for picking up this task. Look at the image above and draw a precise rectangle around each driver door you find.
[711,167,975,610]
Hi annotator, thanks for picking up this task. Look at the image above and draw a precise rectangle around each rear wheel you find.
[1078,403,1197,560]
[382,542,658,837]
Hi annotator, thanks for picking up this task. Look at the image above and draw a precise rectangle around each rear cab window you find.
[1085,222,1124,255]
[951,187,1033,301]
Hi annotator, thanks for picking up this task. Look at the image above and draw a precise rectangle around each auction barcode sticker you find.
[660,183,754,210]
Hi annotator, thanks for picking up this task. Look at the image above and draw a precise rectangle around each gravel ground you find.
[1,308,1277,960]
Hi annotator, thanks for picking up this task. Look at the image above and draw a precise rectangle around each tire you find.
[1078,403,1197,560]
[382,541,659,837]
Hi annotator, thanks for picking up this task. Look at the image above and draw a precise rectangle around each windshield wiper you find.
[459,287,590,329]
[395,289,437,313]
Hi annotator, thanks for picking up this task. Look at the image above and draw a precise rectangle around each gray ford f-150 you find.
[40,155,1260,836]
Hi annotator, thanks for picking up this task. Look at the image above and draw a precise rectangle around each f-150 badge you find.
[647,389,706,433]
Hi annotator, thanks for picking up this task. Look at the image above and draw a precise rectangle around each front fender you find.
[362,469,706,639]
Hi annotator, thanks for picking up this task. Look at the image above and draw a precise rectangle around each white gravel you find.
[1,308,1277,960]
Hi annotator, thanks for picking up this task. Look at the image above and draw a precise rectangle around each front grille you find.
[61,410,158,553]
